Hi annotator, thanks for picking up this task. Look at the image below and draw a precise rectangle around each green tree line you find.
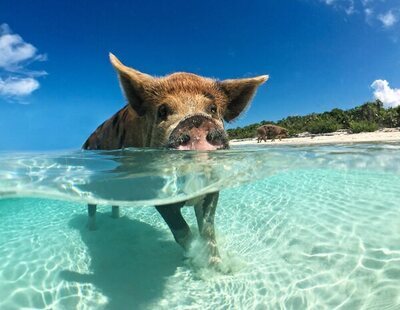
[227,100,400,140]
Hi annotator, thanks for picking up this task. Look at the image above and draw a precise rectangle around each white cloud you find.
[319,1,400,28]
[364,7,373,16]
[345,1,355,15]
[0,23,46,101]
[0,77,39,97]
[378,10,398,28]
[364,7,374,24]
[320,0,355,15]
[0,27,36,69]
[371,79,400,108]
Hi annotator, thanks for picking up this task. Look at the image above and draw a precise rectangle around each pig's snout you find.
[168,115,229,150]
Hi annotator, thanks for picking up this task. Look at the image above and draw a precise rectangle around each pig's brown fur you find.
[83,54,268,150]
[83,105,141,149]
[257,124,288,142]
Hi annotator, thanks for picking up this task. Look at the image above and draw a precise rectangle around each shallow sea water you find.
[0,143,400,309]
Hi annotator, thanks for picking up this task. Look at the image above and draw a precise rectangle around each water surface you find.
[0,143,399,309]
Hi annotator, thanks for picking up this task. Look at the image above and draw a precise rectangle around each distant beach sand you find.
[230,128,400,146]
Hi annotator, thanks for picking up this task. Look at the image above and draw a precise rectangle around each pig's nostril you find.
[207,130,225,145]
[206,132,218,143]
[179,134,190,145]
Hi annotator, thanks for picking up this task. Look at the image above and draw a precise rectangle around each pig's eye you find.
[208,103,218,115]
[204,92,215,100]
[157,104,169,120]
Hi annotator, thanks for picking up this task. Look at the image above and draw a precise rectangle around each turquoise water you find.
[1,144,400,309]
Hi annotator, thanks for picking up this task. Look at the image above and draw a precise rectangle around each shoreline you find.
[230,128,400,146]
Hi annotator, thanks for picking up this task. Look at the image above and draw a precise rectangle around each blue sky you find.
[1,0,400,151]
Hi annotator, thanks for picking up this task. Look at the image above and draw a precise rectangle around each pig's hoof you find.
[209,256,231,274]
[209,256,222,265]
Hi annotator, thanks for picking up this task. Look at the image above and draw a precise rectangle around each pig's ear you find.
[219,75,269,122]
[109,53,154,116]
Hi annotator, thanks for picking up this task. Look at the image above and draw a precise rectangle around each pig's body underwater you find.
[83,53,268,268]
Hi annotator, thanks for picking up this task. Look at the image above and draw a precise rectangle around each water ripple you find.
[0,144,399,308]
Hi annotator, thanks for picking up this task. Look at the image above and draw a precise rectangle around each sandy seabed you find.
[230,128,400,146]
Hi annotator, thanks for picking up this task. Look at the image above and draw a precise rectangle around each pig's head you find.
[110,53,268,150]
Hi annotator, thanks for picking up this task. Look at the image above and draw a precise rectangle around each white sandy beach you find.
[230,128,400,146]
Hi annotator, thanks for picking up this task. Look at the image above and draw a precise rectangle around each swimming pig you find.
[83,53,268,267]
[257,124,288,142]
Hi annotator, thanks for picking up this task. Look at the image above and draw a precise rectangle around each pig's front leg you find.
[194,192,221,266]
[87,204,97,230]
[155,201,192,251]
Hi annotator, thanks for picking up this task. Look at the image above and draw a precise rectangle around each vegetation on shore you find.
[227,100,400,140]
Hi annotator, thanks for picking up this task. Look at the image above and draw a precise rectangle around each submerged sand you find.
[230,128,400,146]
